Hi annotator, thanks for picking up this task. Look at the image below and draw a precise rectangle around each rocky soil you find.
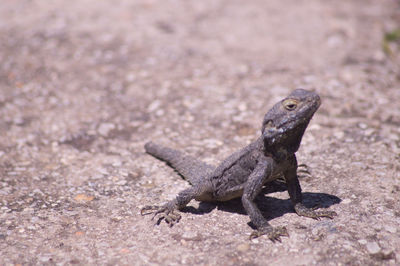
[1,0,400,265]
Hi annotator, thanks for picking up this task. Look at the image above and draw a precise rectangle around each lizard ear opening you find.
[261,120,274,133]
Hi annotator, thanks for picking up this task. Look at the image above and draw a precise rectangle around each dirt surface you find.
[1,0,400,265]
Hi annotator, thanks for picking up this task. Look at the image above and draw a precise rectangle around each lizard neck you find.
[263,118,309,156]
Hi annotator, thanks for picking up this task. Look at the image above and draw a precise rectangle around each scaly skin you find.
[141,89,337,242]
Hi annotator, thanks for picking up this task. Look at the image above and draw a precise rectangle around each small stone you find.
[98,168,109,175]
[155,109,164,116]
[182,229,197,239]
[238,103,247,112]
[98,123,115,137]
[112,160,122,167]
[27,225,36,230]
[250,238,259,244]
[366,242,381,254]
[111,216,123,222]
[203,139,223,149]
[358,239,367,245]
[373,224,382,231]
[39,256,51,262]
[358,123,368,129]
[373,50,385,62]
[364,128,375,136]
[333,131,344,139]
[342,198,351,204]
[119,169,129,177]
[75,231,85,236]
[120,248,130,254]
[74,194,94,202]
[116,179,128,185]
[237,243,250,252]
[13,117,25,125]
[303,75,316,83]
[384,225,397,233]
[147,100,161,112]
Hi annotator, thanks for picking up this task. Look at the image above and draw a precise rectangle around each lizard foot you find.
[294,203,337,220]
[141,204,181,227]
[250,226,289,242]
[297,163,312,179]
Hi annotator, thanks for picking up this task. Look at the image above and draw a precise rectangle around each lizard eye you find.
[283,99,298,111]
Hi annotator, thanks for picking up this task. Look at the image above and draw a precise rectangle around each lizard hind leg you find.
[141,184,211,227]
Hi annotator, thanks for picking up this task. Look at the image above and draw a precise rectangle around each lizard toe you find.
[250,226,289,242]
[295,203,336,220]
[297,163,312,179]
[315,210,337,219]
[141,204,181,226]
[140,205,162,216]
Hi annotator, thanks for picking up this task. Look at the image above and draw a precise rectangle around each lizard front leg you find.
[141,184,209,227]
[284,155,337,219]
[242,158,288,242]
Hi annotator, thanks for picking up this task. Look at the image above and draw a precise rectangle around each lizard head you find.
[261,89,321,153]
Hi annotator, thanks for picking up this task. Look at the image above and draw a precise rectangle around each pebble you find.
[98,168,109,175]
[27,225,36,230]
[182,229,197,239]
[341,198,351,204]
[238,103,247,112]
[250,238,259,244]
[202,139,223,149]
[236,243,250,252]
[358,239,367,245]
[366,242,381,254]
[112,160,122,167]
[39,255,51,262]
[116,179,127,186]
[373,224,382,231]
[119,169,129,177]
[333,131,344,139]
[155,109,164,116]
[147,100,161,112]
[364,128,375,136]
[98,123,115,137]
[384,225,397,233]
[111,216,123,222]
[358,123,367,129]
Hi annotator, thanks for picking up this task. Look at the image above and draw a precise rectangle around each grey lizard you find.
[141,89,337,241]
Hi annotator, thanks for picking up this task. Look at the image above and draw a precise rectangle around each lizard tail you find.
[144,141,214,185]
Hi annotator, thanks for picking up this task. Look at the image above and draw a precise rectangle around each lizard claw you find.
[297,163,312,179]
[141,204,181,227]
[140,205,162,216]
[250,226,289,242]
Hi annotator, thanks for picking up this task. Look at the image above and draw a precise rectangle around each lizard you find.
[141,89,337,241]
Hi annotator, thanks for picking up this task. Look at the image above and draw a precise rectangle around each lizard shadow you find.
[181,181,341,226]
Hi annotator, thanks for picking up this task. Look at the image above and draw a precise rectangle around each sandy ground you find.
[1,0,400,265]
